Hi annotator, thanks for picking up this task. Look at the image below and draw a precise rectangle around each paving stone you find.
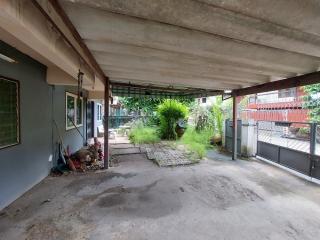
[111,143,136,149]
[141,142,199,167]
[111,148,141,155]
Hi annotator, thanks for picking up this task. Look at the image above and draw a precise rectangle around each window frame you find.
[65,92,83,130]
[0,76,20,149]
[97,103,102,121]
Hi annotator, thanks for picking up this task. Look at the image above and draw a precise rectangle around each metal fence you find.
[109,116,136,129]
[257,120,320,179]
[225,119,241,154]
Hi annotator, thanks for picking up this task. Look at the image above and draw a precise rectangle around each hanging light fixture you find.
[0,53,17,63]
[77,69,84,99]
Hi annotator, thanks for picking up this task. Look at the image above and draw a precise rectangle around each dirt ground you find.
[1,151,320,240]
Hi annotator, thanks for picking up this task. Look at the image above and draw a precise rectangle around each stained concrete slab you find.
[1,152,320,240]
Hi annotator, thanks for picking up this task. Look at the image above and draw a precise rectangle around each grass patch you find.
[129,126,160,144]
[181,127,213,159]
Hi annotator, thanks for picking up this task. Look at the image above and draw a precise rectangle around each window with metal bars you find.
[0,77,19,149]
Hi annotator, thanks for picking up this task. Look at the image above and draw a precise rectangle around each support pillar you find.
[310,123,316,156]
[232,95,237,160]
[104,77,110,169]
[309,123,317,176]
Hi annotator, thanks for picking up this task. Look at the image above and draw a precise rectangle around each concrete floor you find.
[1,152,320,240]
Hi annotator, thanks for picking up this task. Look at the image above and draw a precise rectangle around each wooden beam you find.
[47,0,106,82]
[234,71,320,96]
[111,81,223,96]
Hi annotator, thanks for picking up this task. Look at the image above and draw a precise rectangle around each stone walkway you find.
[140,142,199,167]
[110,135,199,167]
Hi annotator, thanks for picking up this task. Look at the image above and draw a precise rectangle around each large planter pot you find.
[211,134,222,145]
[175,125,185,138]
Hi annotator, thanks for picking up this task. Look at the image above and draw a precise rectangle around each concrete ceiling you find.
[59,0,320,91]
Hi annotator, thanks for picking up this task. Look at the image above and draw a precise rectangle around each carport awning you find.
[55,0,320,94]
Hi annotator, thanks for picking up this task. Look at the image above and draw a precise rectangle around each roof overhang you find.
[55,0,320,96]
[3,0,320,97]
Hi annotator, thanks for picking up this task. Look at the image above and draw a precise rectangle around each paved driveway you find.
[1,152,320,240]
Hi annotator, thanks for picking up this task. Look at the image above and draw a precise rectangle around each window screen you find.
[0,77,19,148]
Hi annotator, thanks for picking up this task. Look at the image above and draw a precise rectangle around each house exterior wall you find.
[0,41,52,209]
[0,41,87,209]
[51,85,88,166]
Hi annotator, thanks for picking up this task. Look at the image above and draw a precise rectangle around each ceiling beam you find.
[61,4,320,74]
[234,71,320,96]
[87,40,295,77]
[61,0,320,58]
[111,82,223,98]
[111,81,222,94]
[101,66,263,85]
[198,0,320,38]
[108,71,242,90]
[47,0,106,82]
[110,77,236,90]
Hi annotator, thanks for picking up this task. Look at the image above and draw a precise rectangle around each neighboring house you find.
[196,96,216,107]
[243,87,309,122]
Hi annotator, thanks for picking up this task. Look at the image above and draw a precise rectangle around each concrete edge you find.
[256,156,320,185]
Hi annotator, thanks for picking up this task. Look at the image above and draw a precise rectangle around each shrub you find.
[181,127,213,158]
[129,125,160,144]
[157,99,189,140]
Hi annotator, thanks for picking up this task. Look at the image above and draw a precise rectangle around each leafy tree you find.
[303,84,320,122]
[211,97,223,137]
[192,105,212,132]
[119,97,161,115]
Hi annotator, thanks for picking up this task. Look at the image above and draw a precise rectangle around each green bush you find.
[129,119,160,144]
[129,125,160,144]
[157,99,189,140]
[181,127,213,158]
